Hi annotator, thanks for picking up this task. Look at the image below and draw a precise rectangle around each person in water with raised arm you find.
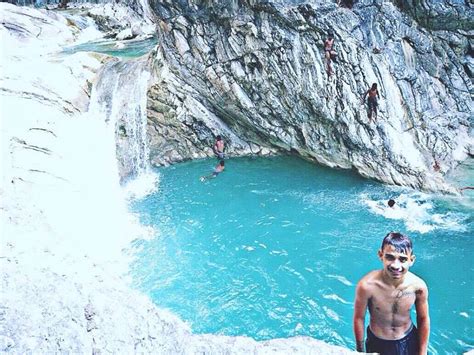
[362,83,381,121]
[200,160,225,181]
[353,232,430,354]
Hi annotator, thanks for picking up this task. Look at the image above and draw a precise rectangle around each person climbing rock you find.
[433,160,441,172]
[213,135,225,159]
[362,83,380,121]
[324,33,337,76]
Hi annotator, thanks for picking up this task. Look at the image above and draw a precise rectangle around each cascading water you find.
[89,57,151,180]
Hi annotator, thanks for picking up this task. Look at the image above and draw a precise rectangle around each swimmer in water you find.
[200,160,225,181]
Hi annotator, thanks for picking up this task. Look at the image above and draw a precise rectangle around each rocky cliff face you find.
[145,0,472,192]
[392,0,474,31]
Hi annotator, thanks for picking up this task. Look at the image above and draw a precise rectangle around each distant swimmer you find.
[353,232,430,354]
[388,199,396,208]
[200,160,225,181]
[362,83,380,122]
[213,135,226,160]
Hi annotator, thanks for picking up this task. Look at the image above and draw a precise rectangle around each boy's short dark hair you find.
[216,135,222,141]
[381,232,413,254]
[219,160,225,166]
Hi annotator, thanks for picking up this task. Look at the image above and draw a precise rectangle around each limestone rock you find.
[146,0,472,192]
[391,0,474,31]
[116,27,134,40]
[0,336,15,351]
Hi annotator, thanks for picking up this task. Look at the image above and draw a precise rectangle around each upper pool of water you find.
[63,37,157,58]
[129,156,473,353]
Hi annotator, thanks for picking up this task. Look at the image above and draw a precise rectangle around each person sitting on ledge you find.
[200,160,225,181]
[353,232,430,354]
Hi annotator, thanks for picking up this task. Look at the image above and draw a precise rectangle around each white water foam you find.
[123,171,160,200]
[362,192,466,234]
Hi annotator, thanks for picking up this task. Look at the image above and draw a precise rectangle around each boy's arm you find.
[415,283,430,355]
[353,280,369,352]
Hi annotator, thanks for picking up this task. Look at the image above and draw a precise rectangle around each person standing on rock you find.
[324,33,337,76]
[353,232,430,354]
[362,83,380,121]
[213,135,226,159]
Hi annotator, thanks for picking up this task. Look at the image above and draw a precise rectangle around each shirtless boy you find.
[353,232,430,354]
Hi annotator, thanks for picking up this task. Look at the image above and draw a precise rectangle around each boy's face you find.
[378,245,415,280]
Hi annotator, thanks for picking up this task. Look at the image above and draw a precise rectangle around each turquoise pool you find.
[130,156,473,353]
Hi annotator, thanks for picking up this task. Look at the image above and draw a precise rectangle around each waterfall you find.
[89,57,151,181]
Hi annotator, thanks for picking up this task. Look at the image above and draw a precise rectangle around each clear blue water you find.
[130,156,473,353]
[62,37,157,58]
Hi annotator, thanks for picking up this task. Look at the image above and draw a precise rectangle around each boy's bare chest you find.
[369,287,417,316]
